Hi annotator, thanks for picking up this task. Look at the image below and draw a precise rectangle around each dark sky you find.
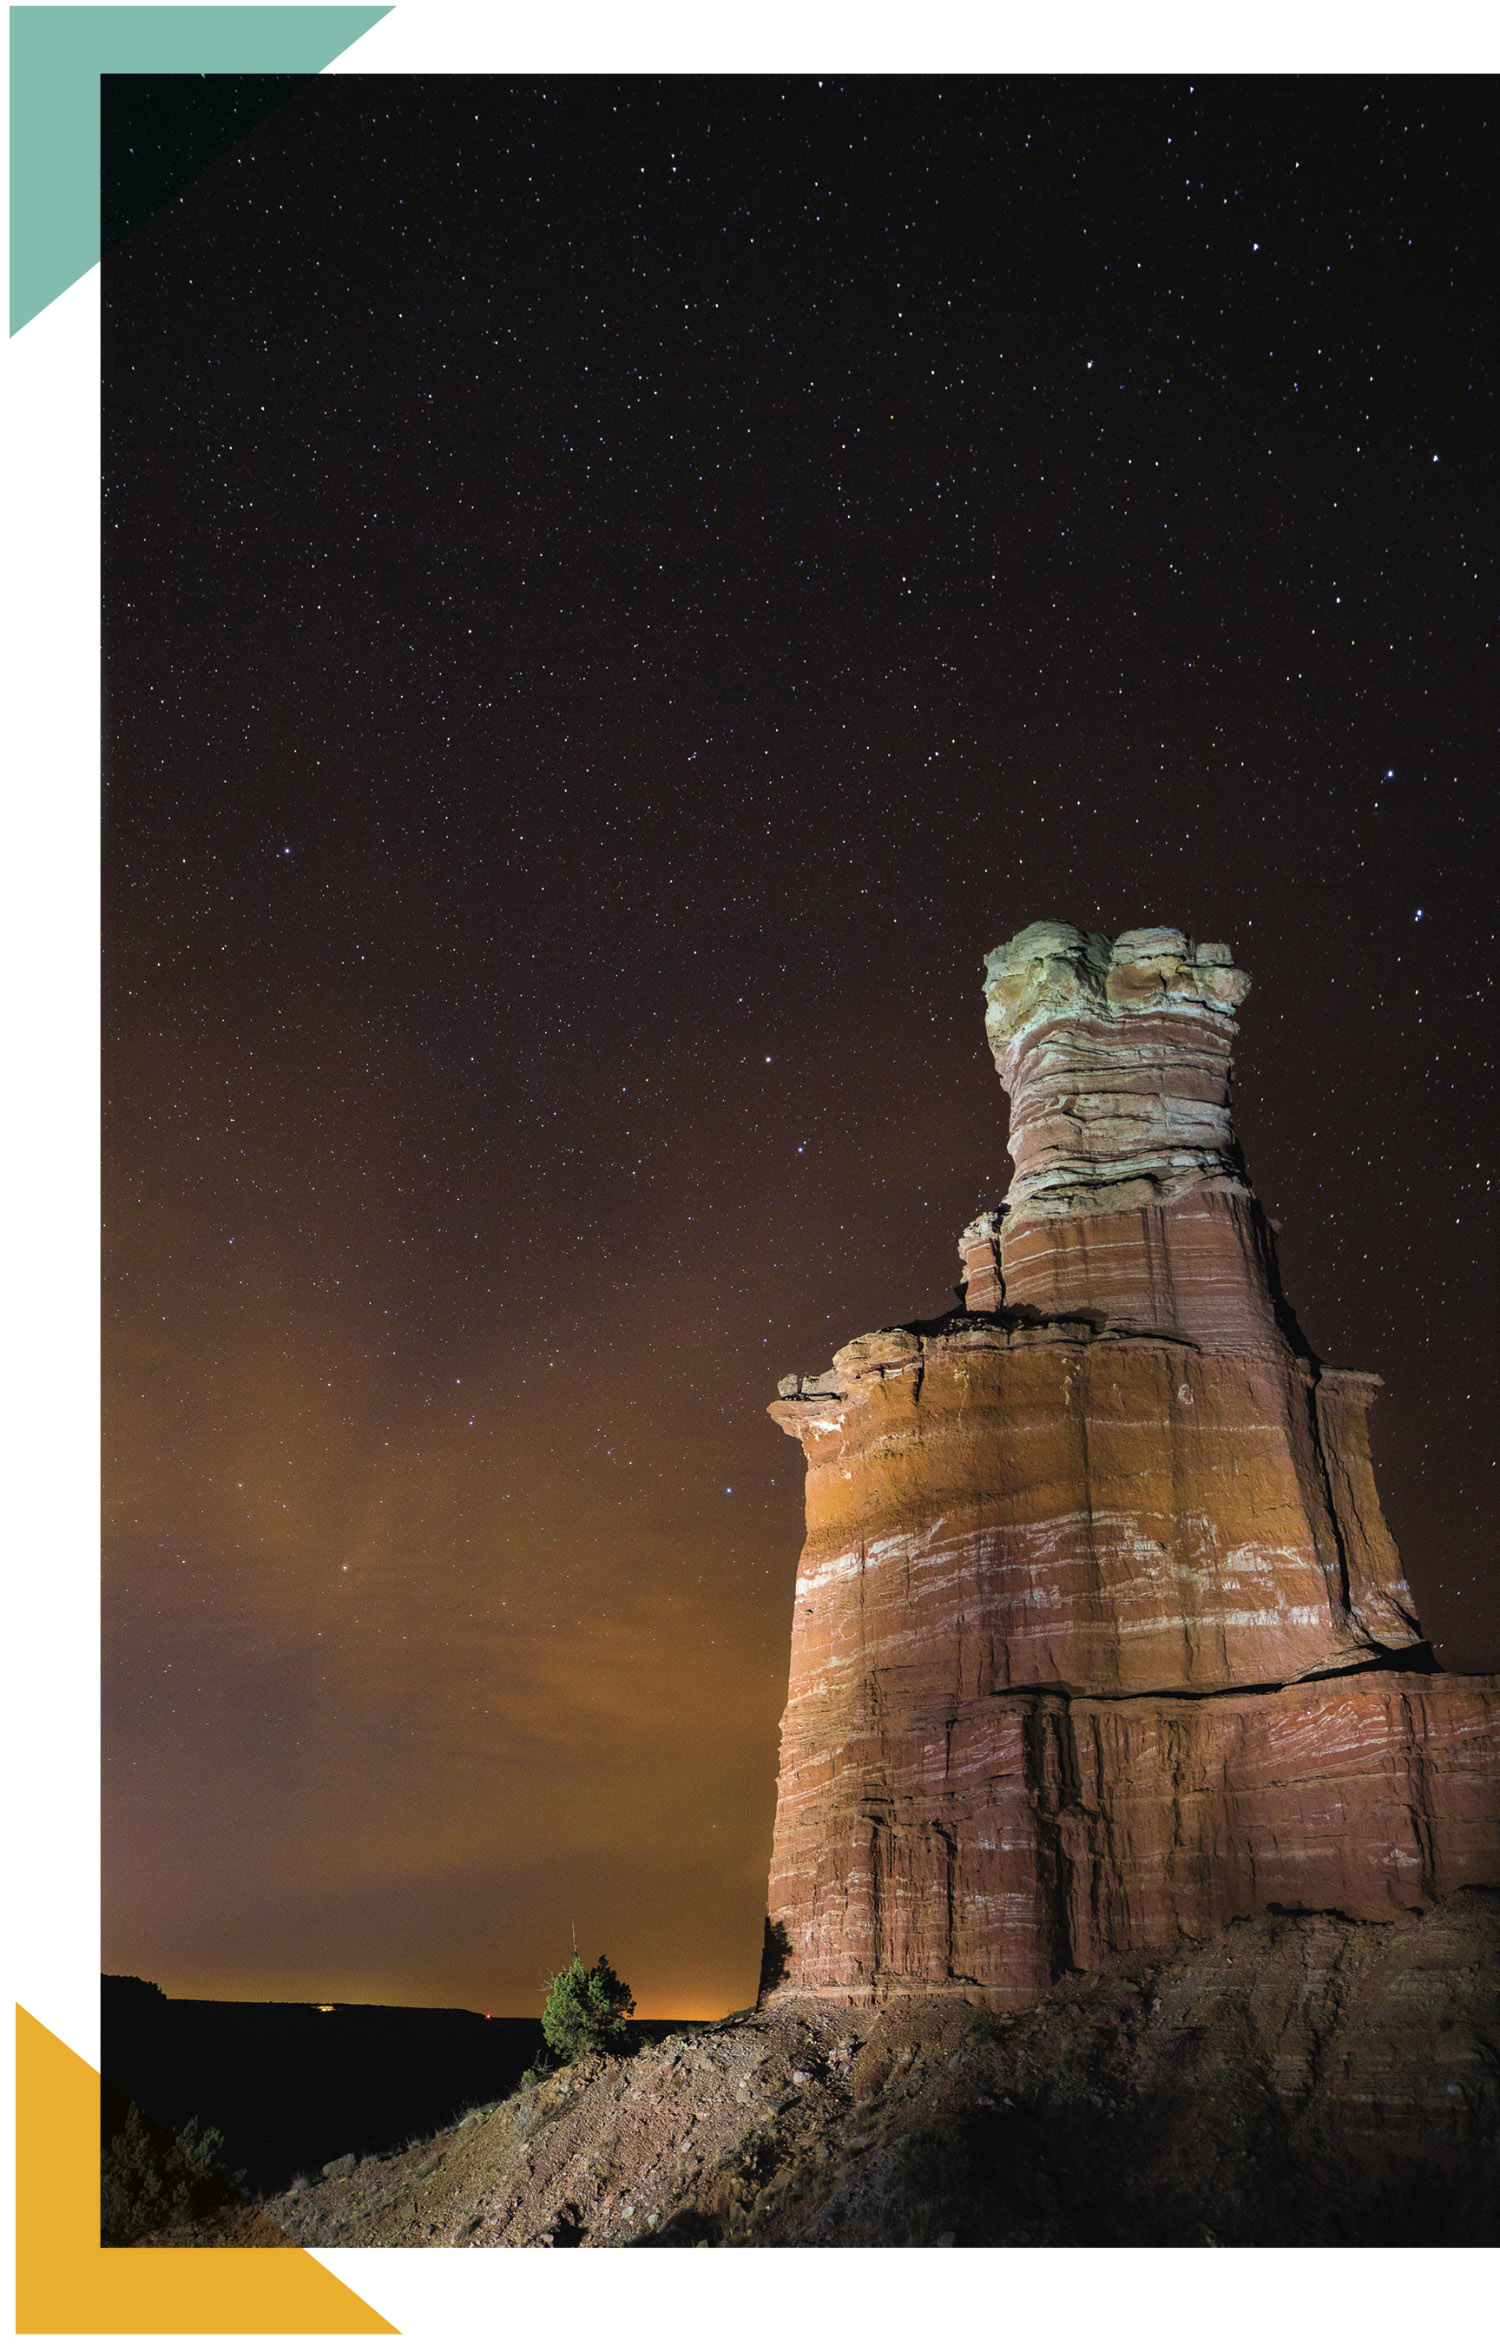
[103,76,1498,2019]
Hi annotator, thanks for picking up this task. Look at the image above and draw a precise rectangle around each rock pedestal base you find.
[767,1669,1500,2008]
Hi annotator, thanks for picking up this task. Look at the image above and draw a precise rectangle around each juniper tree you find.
[541,1952,635,2061]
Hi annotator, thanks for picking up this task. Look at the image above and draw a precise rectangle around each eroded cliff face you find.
[765,921,1499,2008]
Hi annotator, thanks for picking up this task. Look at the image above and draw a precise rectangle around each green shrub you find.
[100,2102,245,2245]
[541,1952,635,2062]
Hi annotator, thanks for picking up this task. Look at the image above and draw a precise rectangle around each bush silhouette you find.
[541,1953,635,2062]
[100,2101,245,2245]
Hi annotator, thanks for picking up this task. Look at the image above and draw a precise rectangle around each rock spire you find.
[968,920,1291,1352]
[762,920,1498,2009]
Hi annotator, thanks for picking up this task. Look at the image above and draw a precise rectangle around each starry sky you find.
[103,76,1497,2019]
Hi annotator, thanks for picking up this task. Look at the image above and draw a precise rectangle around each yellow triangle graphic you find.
[15,2006,398,2333]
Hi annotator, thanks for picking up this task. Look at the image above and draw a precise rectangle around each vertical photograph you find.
[98,74,1499,2252]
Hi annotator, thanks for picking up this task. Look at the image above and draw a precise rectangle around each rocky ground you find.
[137,1890,1500,2249]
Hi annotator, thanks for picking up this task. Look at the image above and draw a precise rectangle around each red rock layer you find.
[999,1186,1291,1354]
[767,1673,1500,2009]
[771,1325,1423,1701]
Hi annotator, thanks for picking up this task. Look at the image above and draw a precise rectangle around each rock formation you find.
[765,921,1500,2008]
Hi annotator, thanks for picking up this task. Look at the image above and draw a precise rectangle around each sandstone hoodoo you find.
[766,921,1500,2009]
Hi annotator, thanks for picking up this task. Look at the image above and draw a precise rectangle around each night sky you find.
[103,77,1498,2020]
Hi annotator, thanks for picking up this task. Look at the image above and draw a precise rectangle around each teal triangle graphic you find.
[102,73,323,260]
[9,6,393,334]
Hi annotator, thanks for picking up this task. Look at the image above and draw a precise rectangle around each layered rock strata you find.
[765,921,1499,2008]
[980,922,1289,1349]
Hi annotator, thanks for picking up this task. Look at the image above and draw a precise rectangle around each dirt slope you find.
[155,1891,1500,2249]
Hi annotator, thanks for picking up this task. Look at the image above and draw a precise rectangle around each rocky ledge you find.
[150,1893,1500,2249]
